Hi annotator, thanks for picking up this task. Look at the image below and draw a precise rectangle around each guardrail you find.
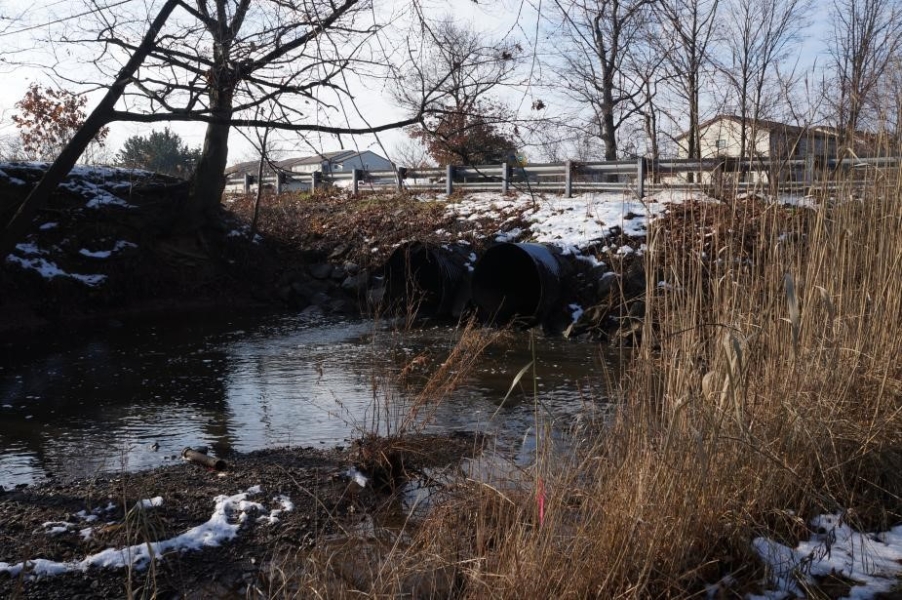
[228,156,902,198]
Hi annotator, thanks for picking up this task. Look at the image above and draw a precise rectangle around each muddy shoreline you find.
[0,434,483,599]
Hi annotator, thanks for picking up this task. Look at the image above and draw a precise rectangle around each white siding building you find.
[675,115,839,185]
[224,150,394,193]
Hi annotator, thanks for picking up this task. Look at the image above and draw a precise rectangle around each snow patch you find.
[0,486,279,578]
[136,497,163,509]
[753,513,902,598]
[568,303,584,323]
[346,467,369,487]
[444,190,710,250]
[5,254,107,287]
[78,240,137,259]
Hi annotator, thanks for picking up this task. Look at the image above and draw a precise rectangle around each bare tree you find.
[53,0,447,222]
[719,0,812,162]
[3,0,456,254]
[828,0,902,149]
[625,14,672,162]
[876,56,902,153]
[657,0,721,163]
[549,0,657,161]
[400,18,521,165]
[240,103,282,240]
[391,136,433,169]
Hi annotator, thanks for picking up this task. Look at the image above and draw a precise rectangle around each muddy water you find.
[0,311,614,489]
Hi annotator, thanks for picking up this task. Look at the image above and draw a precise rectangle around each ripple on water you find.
[0,314,611,488]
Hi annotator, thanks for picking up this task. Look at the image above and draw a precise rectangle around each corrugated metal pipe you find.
[471,243,568,327]
[382,242,473,318]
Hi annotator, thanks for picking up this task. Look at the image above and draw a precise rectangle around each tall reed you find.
[450,166,902,597]
[282,166,902,598]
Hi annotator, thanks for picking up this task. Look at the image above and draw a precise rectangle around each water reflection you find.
[0,312,611,488]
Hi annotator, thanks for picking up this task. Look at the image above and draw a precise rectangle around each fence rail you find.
[228,156,902,198]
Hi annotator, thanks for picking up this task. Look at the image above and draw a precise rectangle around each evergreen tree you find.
[116,128,201,178]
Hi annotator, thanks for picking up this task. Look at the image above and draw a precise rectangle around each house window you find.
[715,139,727,150]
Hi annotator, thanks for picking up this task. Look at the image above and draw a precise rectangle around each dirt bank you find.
[1,164,650,341]
[0,433,484,599]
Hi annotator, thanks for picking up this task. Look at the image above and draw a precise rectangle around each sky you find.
[0,0,832,167]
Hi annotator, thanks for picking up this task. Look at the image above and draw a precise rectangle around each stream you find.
[0,310,615,489]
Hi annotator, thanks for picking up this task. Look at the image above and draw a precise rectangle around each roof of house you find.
[225,150,380,176]
[675,114,838,140]
[277,150,358,170]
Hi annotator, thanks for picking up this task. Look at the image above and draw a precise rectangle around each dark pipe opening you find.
[471,243,561,326]
[384,243,469,316]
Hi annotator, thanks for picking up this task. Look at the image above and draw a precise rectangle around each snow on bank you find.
[5,243,107,287]
[78,240,137,259]
[0,162,159,210]
[445,190,712,250]
[749,514,902,599]
[136,496,164,509]
[0,162,154,184]
[0,486,292,578]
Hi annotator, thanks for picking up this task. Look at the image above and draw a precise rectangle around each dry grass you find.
[270,169,902,598]
[227,190,493,270]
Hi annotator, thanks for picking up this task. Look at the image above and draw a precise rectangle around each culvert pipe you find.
[383,242,473,317]
[471,243,564,326]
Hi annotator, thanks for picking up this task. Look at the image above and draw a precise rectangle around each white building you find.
[674,115,839,185]
[224,150,394,193]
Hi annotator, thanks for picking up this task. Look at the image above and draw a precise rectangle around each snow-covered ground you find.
[0,162,156,210]
[0,486,294,578]
[749,514,902,599]
[5,484,901,598]
[444,189,712,253]
[1,162,156,285]
[4,176,709,286]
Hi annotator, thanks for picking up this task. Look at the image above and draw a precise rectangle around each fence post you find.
[276,171,283,195]
[501,162,510,193]
[565,160,573,198]
[311,170,322,192]
[396,167,407,192]
[636,157,646,198]
[446,164,454,195]
[352,169,362,195]
[805,154,815,187]
[243,173,251,194]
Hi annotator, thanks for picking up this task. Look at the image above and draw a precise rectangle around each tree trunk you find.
[250,140,268,240]
[687,70,699,183]
[599,62,619,182]
[186,112,233,227]
[602,107,618,162]
[185,55,236,229]
[644,103,659,182]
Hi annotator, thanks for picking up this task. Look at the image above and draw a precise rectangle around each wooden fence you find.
[229,156,902,198]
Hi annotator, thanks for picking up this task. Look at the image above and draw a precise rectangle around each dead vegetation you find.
[261,174,902,598]
[227,190,492,271]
